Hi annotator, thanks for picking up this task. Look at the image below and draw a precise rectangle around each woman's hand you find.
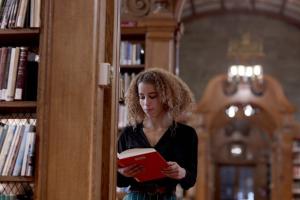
[118,164,144,178]
[162,161,186,180]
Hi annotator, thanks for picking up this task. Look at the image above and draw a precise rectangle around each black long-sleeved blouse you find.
[117,122,198,191]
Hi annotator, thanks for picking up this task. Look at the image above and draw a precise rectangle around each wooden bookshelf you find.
[120,64,144,73]
[0,29,40,45]
[0,2,41,200]
[0,101,37,108]
[0,176,34,182]
[0,101,36,114]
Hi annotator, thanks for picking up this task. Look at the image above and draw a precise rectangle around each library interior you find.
[1,0,300,199]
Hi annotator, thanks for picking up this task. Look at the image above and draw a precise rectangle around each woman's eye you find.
[139,96,145,100]
[149,95,157,99]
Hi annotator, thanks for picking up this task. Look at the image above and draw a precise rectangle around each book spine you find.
[25,131,36,176]
[0,47,11,100]
[0,47,7,99]
[0,125,16,174]
[0,125,8,154]
[2,125,21,175]
[8,125,25,175]
[12,126,28,176]
[14,47,28,100]
[5,47,20,101]
[1,47,12,100]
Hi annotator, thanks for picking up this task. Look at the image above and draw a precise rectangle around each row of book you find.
[120,41,144,65]
[119,72,136,101]
[0,47,38,101]
[118,72,137,128]
[0,194,20,199]
[0,0,40,29]
[0,123,36,176]
[294,166,300,179]
[118,105,128,129]
[294,140,300,152]
[294,181,300,194]
[294,154,300,164]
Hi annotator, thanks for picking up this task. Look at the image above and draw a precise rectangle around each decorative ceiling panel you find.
[181,0,300,25]
[224,0,253,10]
[254,2,281,12]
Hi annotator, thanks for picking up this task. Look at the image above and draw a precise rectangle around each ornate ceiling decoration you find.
[182,0,300,26]
[121,0,174,19]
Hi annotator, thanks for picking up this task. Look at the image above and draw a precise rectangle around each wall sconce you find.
[225,104,257,118]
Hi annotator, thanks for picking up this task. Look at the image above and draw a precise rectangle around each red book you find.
[117,148,168,182]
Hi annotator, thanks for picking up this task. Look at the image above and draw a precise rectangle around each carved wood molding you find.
[121,0,175,20]
[122,0,151,17]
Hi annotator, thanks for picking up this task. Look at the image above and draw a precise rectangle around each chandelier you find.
[224,33,265,96]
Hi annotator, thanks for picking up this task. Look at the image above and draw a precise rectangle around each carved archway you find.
[185,74,299,200]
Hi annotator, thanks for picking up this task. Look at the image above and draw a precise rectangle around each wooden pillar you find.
[140,18,178,72]
[38,0,119,199]
[196,132,209,200]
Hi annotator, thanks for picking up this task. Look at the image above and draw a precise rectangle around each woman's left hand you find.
[162,161,186,180]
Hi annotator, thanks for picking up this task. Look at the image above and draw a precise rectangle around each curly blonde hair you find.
[125,68,195,126]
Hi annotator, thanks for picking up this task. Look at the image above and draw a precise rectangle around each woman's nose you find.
[144,97,151,106]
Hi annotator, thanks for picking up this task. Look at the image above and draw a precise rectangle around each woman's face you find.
[138,82,165,119]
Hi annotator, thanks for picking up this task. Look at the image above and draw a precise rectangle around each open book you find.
[117,148,168,182]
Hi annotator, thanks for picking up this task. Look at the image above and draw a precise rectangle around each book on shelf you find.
[5,47,20,101]
[0,0,40,28]
[23,52,38,101]
[0,48,8,99]
[120,41,144,65]
[14,47,29,100]
[0,124,16,174]
[1,125,23,175]
[13,124,34,176]
[0,124,8,153]
[294,140,300,152]
[117,148,168,182]
[0,47,12,100]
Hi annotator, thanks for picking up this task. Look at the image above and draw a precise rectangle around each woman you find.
[117,68,198,200]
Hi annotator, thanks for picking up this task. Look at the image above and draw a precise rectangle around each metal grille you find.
[0,112,36,200]
[0,182,33,199]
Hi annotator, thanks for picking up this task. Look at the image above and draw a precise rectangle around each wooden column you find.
[140,18,178,72]
[38,0,119,199]
[196,132,209,200]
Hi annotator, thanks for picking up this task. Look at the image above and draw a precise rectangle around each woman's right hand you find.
[118,164,144,178]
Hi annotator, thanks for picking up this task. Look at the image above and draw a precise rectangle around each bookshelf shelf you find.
[0,176,34,182]
[0,28,39,35]
[0,29,40,46]
[121,27,146,35]
[0,101,37,113]
[120,65,144,73]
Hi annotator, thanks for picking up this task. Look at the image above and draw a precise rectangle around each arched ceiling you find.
[181,0,300,27]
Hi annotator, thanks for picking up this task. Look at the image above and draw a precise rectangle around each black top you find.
[117,122,198,191]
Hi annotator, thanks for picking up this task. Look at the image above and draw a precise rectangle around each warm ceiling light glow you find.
[231,145,243,155]
[244,104,255,117]
[227,65,263,82]
[253,65,262,76]
[225,105,238,118]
